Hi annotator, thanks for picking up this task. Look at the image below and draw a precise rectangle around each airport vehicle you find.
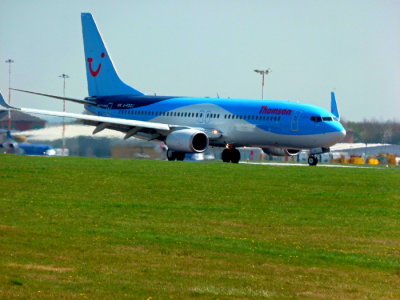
[0,13,346,165]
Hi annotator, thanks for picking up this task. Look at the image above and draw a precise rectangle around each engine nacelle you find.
[262,147,300,156]
[166,129,209,153]
[1,141,18,149]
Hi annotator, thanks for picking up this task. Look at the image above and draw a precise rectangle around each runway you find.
[241,161,383,169]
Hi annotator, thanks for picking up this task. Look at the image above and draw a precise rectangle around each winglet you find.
[330,92,340,121]
[0,91,15,109]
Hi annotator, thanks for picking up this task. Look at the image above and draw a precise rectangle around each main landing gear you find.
[167,149,185,161]
[221,145,241,163]
[307,155,318,166]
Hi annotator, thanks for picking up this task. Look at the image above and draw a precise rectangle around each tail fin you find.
[81,13,144,97]
[330,92,340,121]
[6,130,14,141]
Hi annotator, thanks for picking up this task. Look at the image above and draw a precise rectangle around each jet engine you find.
[166,129,209,153]
[262,147,300,156]
[1,141,18,150]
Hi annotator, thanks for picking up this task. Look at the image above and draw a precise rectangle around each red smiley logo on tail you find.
[87,52,105,77]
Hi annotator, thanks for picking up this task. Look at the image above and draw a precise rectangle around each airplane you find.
[0,12,346,166]
[0,130,55,156]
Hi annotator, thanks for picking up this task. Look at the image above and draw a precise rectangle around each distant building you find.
[0,110,46,131]
[331,143,400,157]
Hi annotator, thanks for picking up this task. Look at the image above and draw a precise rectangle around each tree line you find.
[342,120,400,144]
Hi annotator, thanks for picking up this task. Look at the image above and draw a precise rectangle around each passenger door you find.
[291,110,301,131]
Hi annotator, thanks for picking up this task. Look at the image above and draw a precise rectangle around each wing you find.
[0,91,171,140]
[0,90,224,142]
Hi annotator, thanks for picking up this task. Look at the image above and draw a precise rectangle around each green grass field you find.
[0,154,399,299]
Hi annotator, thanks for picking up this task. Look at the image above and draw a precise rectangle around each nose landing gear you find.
[307,155,318,166]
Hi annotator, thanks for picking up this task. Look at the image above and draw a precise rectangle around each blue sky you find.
[0,0,399,121]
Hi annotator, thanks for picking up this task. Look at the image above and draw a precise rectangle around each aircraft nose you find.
[333,123,346,142]
[340,128,346,139]
[325,122,346,144]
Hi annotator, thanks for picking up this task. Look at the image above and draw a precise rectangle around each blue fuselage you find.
[85,95,346,149]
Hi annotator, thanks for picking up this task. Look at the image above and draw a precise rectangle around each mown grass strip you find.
[0,154,399,299]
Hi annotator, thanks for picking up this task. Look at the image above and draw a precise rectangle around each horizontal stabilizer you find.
[11,88,97,105]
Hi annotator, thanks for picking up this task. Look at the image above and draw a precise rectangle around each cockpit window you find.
[311,116,334,122]
[310,116,322,122]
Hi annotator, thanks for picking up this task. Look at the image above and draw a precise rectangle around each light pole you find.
[59,73,69,156]
[5,59,14,131]
[254,69,271,100]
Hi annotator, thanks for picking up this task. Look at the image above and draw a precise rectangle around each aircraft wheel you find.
[221,149,231,163]
[308,155,318,166]
[231,149,241,164]
[175,152,185,161]
[167,149,176,161]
